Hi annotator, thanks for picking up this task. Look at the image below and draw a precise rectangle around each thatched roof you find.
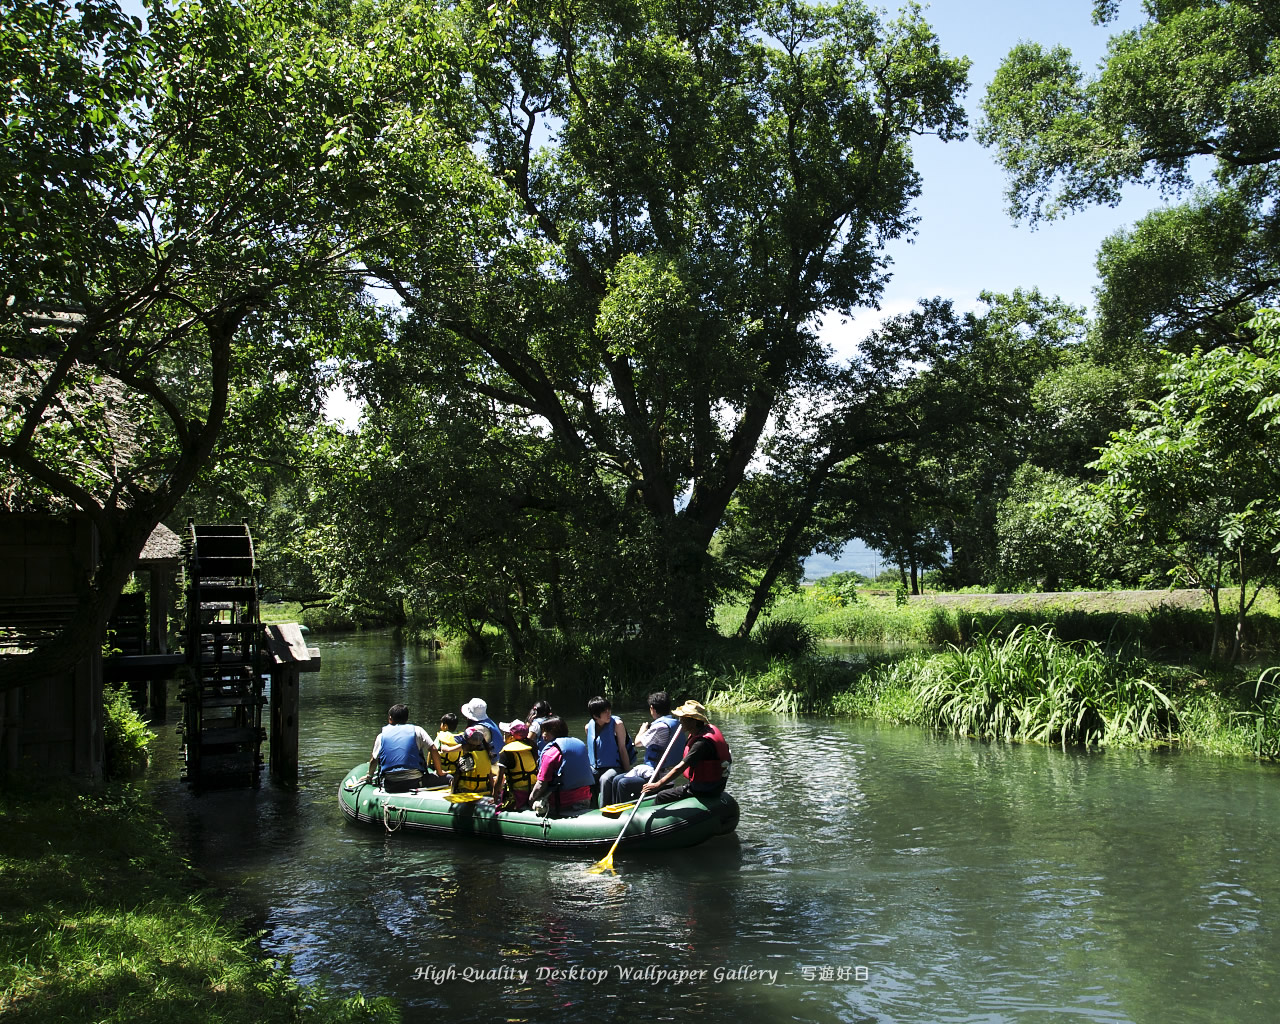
[139,522,183,567]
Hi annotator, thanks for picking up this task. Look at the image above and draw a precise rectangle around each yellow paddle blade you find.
[444,792,484,803]
[600,801,637,818]
[587,850,617,874]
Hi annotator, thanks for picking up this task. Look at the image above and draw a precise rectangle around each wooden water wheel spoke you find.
[181,521,265,788]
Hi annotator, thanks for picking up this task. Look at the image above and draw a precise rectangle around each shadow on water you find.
[146,631,1280,1024]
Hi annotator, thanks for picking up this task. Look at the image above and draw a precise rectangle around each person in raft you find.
[614,691,685,802]
[370,703,447,793]
[528,716,593,817]
[585,695,631,808]
[435,711,461,775]
[640,700,731,805]
[526,699,554,753]
[492,720,537,811]
[446,697,504,794]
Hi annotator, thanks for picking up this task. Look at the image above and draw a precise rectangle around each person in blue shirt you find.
[585,695,631,807]
[614,691,684,802]
[370,704,446,793]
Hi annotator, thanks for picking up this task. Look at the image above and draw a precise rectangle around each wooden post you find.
[270,663,300,782]
[263,623,319,785]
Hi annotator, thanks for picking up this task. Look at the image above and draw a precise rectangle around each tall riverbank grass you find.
[700,624,1280,760]
[0,785,397,1024]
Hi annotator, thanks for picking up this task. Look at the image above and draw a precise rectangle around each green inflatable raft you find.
[338,762,739,851]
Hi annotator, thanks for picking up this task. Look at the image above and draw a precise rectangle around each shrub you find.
[102,684,151,779]
[754,617,818,659]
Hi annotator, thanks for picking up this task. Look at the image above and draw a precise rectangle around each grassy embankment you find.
[0,784,397,1024]
[703,588,1280,759]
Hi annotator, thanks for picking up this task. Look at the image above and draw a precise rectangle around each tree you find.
[716,297,967,633]
[995,463,1109,591]
[978,1,1280,351]
[0,0,471,688]
[1091,309,1280,662]
[345,0,970,642]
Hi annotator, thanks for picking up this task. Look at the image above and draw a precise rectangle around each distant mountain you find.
[802,539,880,580]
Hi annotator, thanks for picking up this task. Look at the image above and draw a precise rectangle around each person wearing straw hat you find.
[640,700,731,805]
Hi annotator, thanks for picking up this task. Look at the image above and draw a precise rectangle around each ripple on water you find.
[145,639,1280,1024]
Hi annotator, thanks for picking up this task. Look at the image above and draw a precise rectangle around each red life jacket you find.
[684,724,731,785]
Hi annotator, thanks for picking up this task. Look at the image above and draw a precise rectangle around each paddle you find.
[587,726,683,875]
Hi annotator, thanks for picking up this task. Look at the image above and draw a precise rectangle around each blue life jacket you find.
[587,715,625,772]
[468,716,504,759]
[645,715,685,774]
[377,724,426,775]
[548,737,593,792]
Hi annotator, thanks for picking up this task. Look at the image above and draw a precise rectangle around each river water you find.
[148,632,1280,1023]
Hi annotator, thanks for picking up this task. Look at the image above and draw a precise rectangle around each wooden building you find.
[0,513,104,778]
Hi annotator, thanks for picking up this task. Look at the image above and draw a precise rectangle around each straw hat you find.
[673,700,710,724]
[461,697,488,722]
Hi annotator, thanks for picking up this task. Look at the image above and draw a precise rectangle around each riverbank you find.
[698,623,1280,760]
[716,587,1280,655]
[0,783,397,1024]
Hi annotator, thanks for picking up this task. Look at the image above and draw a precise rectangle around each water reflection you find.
[146,631,1280,1023]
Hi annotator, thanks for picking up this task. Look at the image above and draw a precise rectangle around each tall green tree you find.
[1091,309,1280,662]
[978,0,1280,352]
[347,0,970,640]
[0,0,471,688]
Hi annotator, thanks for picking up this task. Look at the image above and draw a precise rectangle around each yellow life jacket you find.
[499,740,537,793]
[436,729,460,773]
[454,741,494,792]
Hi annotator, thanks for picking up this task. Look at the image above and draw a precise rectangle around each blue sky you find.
[821,0,1163,362]
[813,0,1182,577]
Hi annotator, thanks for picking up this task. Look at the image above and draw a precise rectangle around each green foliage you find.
[1,0,477,691]
[995,463,1109,591]
[718,586,1280,658]
[1094,186,1280,353]
[101,685,151,780]
[978,2,1280,223]
[0,786,397,1024]
[979,2,1280,351]
[702,656,858,715]
[1241,667,1280,760]
[912,626,1178,747]
[319,0,972,653]
[812,572,862,606]
[753,618,818,660]
[1091,311,1280,661]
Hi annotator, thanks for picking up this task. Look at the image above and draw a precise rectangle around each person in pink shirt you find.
[529,716,593,816]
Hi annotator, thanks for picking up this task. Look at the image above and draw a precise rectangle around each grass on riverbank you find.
[0,784,397,1024]
[717,587,1280,658]
[699,624,1280,760]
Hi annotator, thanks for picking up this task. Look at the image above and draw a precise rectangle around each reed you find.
[700,656,854,714]
[910,626,1179,747]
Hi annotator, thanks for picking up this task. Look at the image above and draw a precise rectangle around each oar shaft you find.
[600,726,684,861]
